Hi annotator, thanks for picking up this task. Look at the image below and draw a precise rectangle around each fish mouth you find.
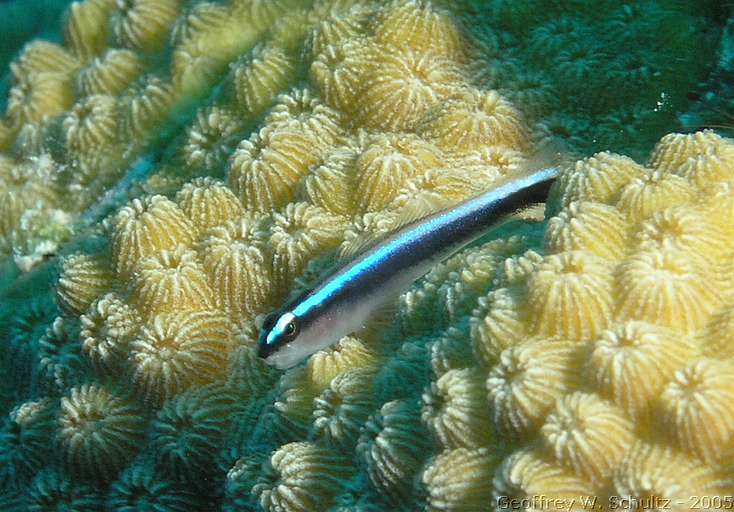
[261,343,301,370]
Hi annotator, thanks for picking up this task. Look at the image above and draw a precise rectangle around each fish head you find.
[257,310,300,369]
[258,307,331,369]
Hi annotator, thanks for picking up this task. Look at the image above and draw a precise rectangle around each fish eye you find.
[282,318,298,338]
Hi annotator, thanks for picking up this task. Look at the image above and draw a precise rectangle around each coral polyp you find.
[419,89,530,153]
[129,311,233,404]
[56,253,113,316]
[423,447,495,512]
[111,196,196,278]
[253,441,353,512]
[355,132,443,212]
[56,384,147,481]
[374,0,464,60]
[358,47,463,132]
[133,248,210,312]
[175,177,244,233]
[586,321,694,423]
[75,48,143,97]
[198,214,275,321]
[487,338,585,439]
[540,392,634,486]
[230,43,297,118]
[112,0,181,53]
[80,293,141,374]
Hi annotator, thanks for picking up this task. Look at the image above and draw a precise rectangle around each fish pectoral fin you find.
[509,202,547,222]
[357,299,398,343]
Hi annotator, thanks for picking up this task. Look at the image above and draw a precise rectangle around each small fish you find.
[257,166,559,369]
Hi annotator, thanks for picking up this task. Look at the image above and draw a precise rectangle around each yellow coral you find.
[419,89,530,154]
[310,38,373,115]
[339,209,400,258]
[311,368,375,451]
[228,126,321,212]
[110,195,196,277]
[56,253,113,316]
[129,246,215,315]
[613,443,731,508]
[492,448,596,511]
[269,202,347,288]
[265,88,344,149]
[453,145,527,177]
[170,1,229,45]
[470,287,528,368]
[118,75,176,141]
[62,94,119,155]
[615,247,721,333]
[63,0,116,61]
[355,133,443,212]
[616,169,696,223]
[170,20,249,95]
[230,43,297,117]
[75,48,143,96]
[422,367,491,449]
[556,152,646,208]
[546,201,629,261]
[634,204,729,265]
[358,46,464,132]
[254,442,352,512]
[658,360,734,463]
[701,305,734,360]
[80,293,140,374]
[677,142,734,189]
[387,165,489,216]
[586,321,694,423]
[540,392,634,486]
[305,4,371,59]
[299,147,357,217]
[198,214,275,321]
[374,0,465,61]
[230,0,297,28]
[306,336,377,392]
[356,399,429,503]
[423,447,495,512]
[180,106,243,172]
[57,384,146,481]
[129,310,233,404]
[0,155,60,252]
[112,0,180,52]
[175,177,244,234]
[6,72,74,126]
[11,42,78,82]
[486,338,584,439]
[648,130,727,174]
[526,251,614,341]
[272,367,320,440]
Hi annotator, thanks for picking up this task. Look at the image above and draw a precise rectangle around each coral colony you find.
[0,0,732,510]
